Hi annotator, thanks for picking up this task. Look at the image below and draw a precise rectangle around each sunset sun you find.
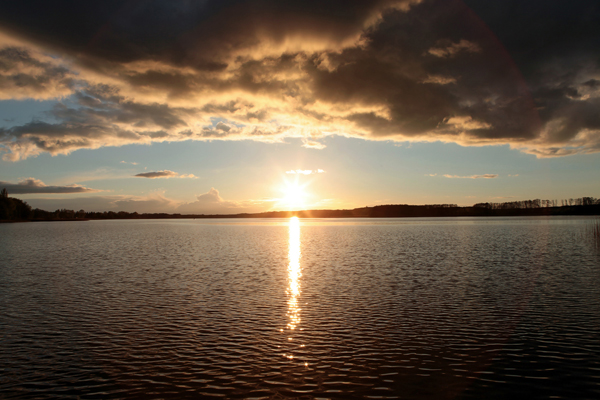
[281,181,308,210]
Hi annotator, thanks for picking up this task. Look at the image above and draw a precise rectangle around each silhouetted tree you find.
[0,195,32,220]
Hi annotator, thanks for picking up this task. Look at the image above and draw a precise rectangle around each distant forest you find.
[2,188,600,222]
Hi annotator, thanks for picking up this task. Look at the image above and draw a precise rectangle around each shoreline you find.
[0,219,90,223]
[2,213,599,223]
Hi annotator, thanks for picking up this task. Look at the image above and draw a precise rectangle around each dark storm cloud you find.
[461,0,600,154]
[583,79,600,89]
[304,0,542,139]
[462,0,600,73]
[0,0,599,159]
[0,0,412,66]
[0,178,100,194]
[0,85,197,159]
[0,46,75,99]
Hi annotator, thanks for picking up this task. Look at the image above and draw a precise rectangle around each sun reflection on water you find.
[287,216,301,332]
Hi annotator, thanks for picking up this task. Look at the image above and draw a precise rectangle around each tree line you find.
[1,188,600,221]
[473,197,599,209]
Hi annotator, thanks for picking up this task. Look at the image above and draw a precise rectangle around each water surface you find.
[1,217,599,399]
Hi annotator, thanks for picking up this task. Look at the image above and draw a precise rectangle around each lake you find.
[1,217,599,399]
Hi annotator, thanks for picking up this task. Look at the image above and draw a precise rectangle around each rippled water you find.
[1,217,599,399]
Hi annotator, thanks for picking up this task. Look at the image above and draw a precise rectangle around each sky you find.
[0,0,599,214]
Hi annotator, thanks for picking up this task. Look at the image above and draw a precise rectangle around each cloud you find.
[21,187,273,214]
[427,39,480,58]
[442,174,498,179]
[0,44,75,100]
[302,140,327,150]
[0,178,100,194]
[0,0,599,159]
[112,192,180,213]
[285,169,325,175]
[176,187,270,214]
[120,161,138,165]
[134,170,197,179]
[23,192,180,213]
[422,75,457,85]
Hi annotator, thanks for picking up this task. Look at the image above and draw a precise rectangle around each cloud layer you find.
[0,0,599,160]
[24,187,272,214]
[0,178,100,194]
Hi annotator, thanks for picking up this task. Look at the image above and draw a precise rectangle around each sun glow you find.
[281,180,309,210]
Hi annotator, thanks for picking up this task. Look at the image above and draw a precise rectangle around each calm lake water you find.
[1,217,599,399]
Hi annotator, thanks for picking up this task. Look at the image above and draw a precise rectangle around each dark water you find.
[1,217,599,399]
